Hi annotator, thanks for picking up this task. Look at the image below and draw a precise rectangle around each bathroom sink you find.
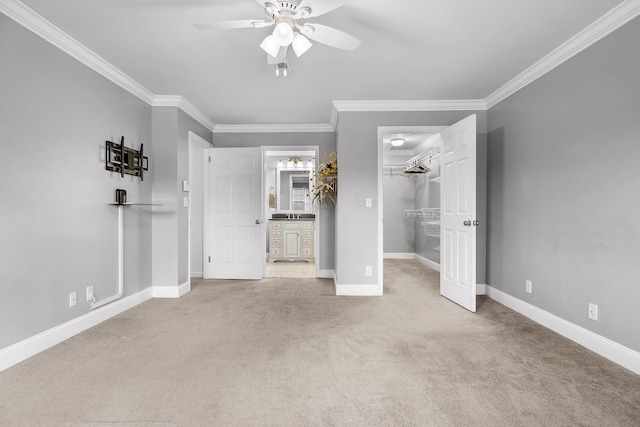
[271,213,315,220]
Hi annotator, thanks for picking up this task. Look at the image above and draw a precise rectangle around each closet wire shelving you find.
[403,208,441,238]
[399,144,442,252]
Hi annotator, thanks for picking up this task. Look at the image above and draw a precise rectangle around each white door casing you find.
[440,115,477,312]
[205,147,264,280]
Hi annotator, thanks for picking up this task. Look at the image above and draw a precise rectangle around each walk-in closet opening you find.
[381,129,443,272]
[378,116,479,311]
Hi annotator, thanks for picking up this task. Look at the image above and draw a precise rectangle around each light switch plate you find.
[365,198,372,208]
[183,196,189,208]
[182,180,190,192]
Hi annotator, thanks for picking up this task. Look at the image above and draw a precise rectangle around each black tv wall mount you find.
[105,136,148,181]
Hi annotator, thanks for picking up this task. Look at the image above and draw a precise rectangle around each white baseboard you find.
[384,253,414,259]
[414,253,440,272]
[190,272,203,278]
[0,288,153,373]
[485,285,640,376]
[153,280,191,298]
[335,284,382,296]
[476,284,487,295]
[317,269,335,279]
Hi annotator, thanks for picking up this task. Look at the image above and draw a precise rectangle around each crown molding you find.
[212,123,335,133]
[5,0,639,132]
[0,0,156,105]
[333,100,488,112]
[329,103,339,131]
[0,1,215,131]
[153,96,216,132]
[486,0,640,109]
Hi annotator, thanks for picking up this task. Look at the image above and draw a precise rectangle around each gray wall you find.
[336,111,487,286]
[213,132,336,271]
[151,108,212,287]
[0,15,152,348]
[382,173,415,254]
[487,16,640,352]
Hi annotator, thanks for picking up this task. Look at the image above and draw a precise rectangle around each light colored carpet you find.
[1,260,639,426]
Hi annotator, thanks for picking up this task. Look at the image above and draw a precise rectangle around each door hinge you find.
[208,156,211,163]
[208,256,211,262]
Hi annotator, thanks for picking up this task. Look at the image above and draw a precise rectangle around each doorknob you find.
[255,219,262,224]
[463,220,471,226]
[473,220,479,226]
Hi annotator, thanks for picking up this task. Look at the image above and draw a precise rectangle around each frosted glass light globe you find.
[273,22,294,46]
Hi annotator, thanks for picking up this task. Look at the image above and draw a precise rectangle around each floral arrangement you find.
[312,151,337,206]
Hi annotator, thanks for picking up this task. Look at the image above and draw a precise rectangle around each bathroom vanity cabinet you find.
[269,219,314,262]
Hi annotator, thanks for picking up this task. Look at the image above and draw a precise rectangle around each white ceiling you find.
[16,0,624,125]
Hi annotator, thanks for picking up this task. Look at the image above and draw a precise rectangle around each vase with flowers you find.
[312,151,337,207]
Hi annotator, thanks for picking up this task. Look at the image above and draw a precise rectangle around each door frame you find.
[263,146,320,278]
[188,131,212,280]
[376,125,449,296]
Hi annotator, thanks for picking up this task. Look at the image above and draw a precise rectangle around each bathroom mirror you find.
[277,168,313,213]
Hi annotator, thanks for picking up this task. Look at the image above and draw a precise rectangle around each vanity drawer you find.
[302,222,314,230]
[271,222,282,229]
[271,247,281,257]
[302,247,313,257]
[271,238,282,246]
[301,231,313,238]
[271,230,282,238]
[302,238,312,247]
[283,221,301,230]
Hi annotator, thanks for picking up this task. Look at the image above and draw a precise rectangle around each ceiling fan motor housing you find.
[265,1,311,20]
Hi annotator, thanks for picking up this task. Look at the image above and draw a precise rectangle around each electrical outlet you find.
[365,198,372,208]
[365,266,373,277]
[588,303,598,321]
[525,280,532,294]
[69,292,77,307]
[86,285,94,301]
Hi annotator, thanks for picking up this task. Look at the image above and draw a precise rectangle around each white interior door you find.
[440,115,477,312]
[205,147,263,280]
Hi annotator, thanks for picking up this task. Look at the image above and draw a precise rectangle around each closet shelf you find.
[430,176,441,183]
[403,208,440,221]
[423,222,441,237]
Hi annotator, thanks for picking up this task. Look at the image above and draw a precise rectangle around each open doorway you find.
[378,116,479,311]
[263,147,320,279]
[380,129,443,270]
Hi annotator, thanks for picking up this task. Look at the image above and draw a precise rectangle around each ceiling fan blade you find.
[302,23,361,51]
[194,20,268,30]
[298,0,351,18]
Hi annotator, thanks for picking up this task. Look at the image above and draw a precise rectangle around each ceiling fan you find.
[195,0,361,73]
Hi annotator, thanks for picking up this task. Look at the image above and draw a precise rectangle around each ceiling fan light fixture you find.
[260,35,280,58]
[292,34,312,57]
[390,138,405,147]
[273,22,294,46]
